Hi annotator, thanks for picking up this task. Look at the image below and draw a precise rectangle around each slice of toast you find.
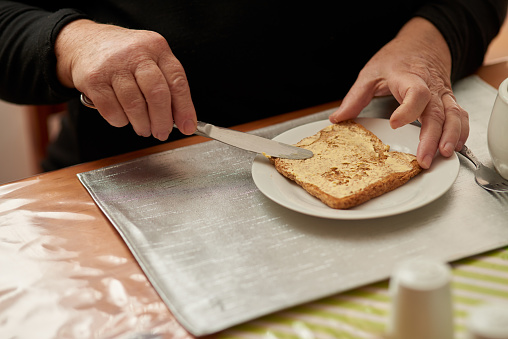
[271,120,422,209]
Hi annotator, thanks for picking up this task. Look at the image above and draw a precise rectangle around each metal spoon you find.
[458,145,508,192]
[411,120,508,192]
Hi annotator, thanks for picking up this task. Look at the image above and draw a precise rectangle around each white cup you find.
[488,78,508,179]
[466,303,508,339]
[387,258,454,339]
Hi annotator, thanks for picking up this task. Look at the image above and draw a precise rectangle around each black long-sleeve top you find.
[0,0,506,170]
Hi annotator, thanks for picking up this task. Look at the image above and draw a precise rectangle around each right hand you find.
[55,19,197,141]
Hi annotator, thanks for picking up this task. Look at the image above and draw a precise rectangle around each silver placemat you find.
[78,75,508,336]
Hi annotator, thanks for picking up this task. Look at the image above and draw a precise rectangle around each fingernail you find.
[137,129,151,138]
[455,141,464,151]
[155,131,169,141]
[442,142,455,156]
[421,155,433,169]
[153,125,172,141]
[182,119,197,135]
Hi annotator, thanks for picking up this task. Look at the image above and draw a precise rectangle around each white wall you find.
[0,100,38,184]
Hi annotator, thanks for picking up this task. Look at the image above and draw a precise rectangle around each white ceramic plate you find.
[251,118,460,220]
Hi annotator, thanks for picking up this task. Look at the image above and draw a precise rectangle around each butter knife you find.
[190,121,313,159]
[80,93,313,159]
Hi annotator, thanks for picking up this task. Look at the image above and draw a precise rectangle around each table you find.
[1,62,508,339]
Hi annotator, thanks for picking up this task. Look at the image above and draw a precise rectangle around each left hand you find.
[329,17,469,169]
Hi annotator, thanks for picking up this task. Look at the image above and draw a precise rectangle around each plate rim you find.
[251,118,460,220]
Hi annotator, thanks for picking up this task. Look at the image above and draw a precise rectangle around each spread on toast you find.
[271,120,422,209]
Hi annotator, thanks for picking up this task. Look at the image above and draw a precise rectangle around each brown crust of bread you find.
[278,158,421,209]
[272,121,423,209]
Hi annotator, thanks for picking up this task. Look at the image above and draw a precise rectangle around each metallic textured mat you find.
[78,75,508,336]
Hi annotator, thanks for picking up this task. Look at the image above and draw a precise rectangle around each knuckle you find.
[169,72,190,95]
[146,85,169,106]
[146,31,169,47]
[122,97,147,116]
[410,83,432,101]
[417,86,432,100]
[117,35,170,69]
[457,104,469,119]
[137,30,165,43]
[427,102,445,121]
[131,32,170,62]
[446,103,462,118]
[83,70,107,88]
[419,131,440,146]
[461,109,470,123]
[130,30,168,50]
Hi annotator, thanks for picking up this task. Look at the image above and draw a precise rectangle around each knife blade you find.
[190,121,313,159]
[80,93,313,159]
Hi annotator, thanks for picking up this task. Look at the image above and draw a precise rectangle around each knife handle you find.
[82,94,208,138]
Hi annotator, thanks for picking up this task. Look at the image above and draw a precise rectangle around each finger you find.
[416,96,444,169]
[111,73,151,137]
[159,55,196,135]
[329,76,377,124]
[457,110,469,151]
[135,61,174,141]
[438,93,465,157]
[453,97,469,151]
[388,75,431,129]
[85,87,129,128]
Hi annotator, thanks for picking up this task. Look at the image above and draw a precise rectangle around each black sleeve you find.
[0,1,88,104]
[415,0,507,82]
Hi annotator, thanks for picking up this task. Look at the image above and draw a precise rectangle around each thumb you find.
[329,78,377,123]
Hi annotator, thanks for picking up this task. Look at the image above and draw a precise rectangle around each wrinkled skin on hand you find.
[329,17,469,169]
[55,19,197,141]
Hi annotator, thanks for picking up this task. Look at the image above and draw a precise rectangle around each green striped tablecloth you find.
[218,247,508,339]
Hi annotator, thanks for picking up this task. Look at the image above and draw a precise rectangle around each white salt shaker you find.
[466,303,508,339]
[488,77,508,179]
[387,258,454,339]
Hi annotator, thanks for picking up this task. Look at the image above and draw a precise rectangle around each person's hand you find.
[55,19,197,141]
[329,17,469,169]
